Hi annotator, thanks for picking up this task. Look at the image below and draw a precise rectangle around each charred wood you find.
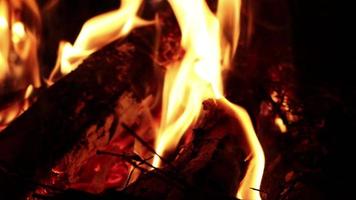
[0,27,156,199]
[41,100,246,200]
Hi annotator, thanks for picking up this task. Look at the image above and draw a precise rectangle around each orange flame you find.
[0,84,33,131]
[0,0,40,131]
[275,117,287,133]
[0,0,41,87]
[48,0,153,84]
[153,0,265,199]
[0,0,11,82]
[1,1,265,197]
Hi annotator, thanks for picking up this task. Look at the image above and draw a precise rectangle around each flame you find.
[0,0,10,81]
[275,117,287,133]
[48,0,153,84]
[222,99,265,200]
[152,0,265,199]
[153,0,223,168]
[0,0,40,131]
[1,0,265,197]
[0,0,41,87]
[0,84,33,131]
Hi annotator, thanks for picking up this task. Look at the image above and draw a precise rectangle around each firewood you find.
[123,100,245,200]
[0,27,157,199]
[40,99,245,200]
[0,3,247,199]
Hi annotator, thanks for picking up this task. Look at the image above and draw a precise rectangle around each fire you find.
[0,0,40,131]
[0,0,41,87]
[48,0,153,84]
[0,0,11,82]
[275,117,287,133]
[1,0,265,198]
[0,84,33,131]
[152,0,265,199]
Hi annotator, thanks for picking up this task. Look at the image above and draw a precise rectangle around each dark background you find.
[289,0,355,199]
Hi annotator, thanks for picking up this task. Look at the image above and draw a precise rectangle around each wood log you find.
[41,99,246,200]
[0,26,157,199]
[124,100,245,200]
[0,4,182,198]
[0,3,247,199]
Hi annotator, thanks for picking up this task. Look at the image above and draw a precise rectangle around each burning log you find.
[0,1,264,199]
[33,99,246,200]
[0,27,157,199]
[124,99,246,200]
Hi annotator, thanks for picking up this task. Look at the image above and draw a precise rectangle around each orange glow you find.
[12,22,26,44]
[48,0,153,84]
[152,0,265,199]
[275,117,287,133]
[0,0,40,131]
[0,84,33,132]
[1,0,265,197]
[0,0,41,87]
[0,0,10,82]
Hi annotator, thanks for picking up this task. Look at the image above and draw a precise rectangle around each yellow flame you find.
[0,0,40,131]
[217,0,241,70]
[0,84,33,132]
[0,0,41,87]
[0,0,10,81]
[153,0,222,168]
[275,117,287,133]
[221,98,265,200]
[153,0,265,199]
[49,0,153,83]
[12,22,26,44]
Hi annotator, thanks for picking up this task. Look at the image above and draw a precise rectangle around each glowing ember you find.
[275,117,287,133]
[152,0,265,199]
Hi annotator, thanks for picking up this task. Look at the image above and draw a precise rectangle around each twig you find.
[96,151,148,173]
[124,156,154,189]
[250,187,268,198]
[96,150,187,190]
[121,123,171,166]
[124,167,136,189]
